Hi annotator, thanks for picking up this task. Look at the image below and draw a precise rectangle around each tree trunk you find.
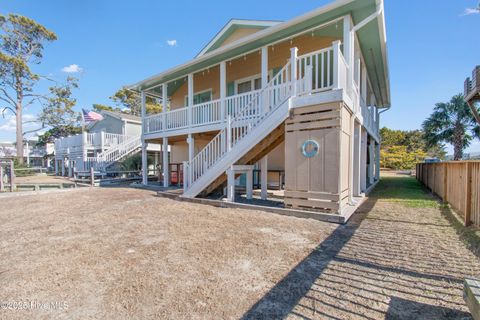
[15,76,24,165]
[16,103,24,165]
[453,123,464,161]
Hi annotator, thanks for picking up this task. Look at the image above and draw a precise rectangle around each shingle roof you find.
[101,110,141,123]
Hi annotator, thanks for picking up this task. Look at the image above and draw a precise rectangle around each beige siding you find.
[170,66,220,109]
[266,141,284,170]
[219,28,262,48]
[169,35,339,110]
[170,139,211,164]
[284,102,346,213]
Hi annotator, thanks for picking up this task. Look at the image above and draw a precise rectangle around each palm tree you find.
[422,94,480,160]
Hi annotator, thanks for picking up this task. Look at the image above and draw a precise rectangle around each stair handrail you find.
[95,135,141,169]
[185,58,294,190]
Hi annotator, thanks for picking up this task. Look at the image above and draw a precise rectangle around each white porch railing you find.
[55,132,142,172]
[297,47,334,94]
[192,99,221,126]
[144,41,379,142]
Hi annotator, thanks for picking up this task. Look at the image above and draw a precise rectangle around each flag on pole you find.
[82,109,104,122]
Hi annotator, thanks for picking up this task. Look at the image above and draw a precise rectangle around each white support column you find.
[220,62,226,122]
[261,46,269,114]
[82,132,87,171]
[66,148,70,177]
[375,142,381,181]
[163,137,169,188]
[332,40,341,89]
[188,73,194,126]
[361,64,368,105]
[290,47,298,97]
[261,46,268,88]
[226,117,232,151]
[368,138,375,185]
[226,167,235,202]
[343,15,353,70]
[100,131,105,152]
[260,156,268,200]
[68,158,73,177]
[187,134,194,163]
[61,159,65,176]
[348,114,356,204]
[141,91,148,185]
[360,129,367,192]
[246,169,253,200]
[353,122,362,196]
[141,142,148,185]
[343,15,354,107]
[55,158,58,175]
[187,134,193,187]
[162,83,168,131]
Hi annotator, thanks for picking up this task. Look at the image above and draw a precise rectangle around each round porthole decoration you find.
[301,140,319,158]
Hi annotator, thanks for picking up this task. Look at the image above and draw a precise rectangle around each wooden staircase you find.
[199,123,285,196]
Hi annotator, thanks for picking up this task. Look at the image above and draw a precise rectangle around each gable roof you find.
[101,110,141,123]
[87,110,141,130]
[196,19,281,57]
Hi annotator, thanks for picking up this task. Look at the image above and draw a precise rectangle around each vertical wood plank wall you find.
[416,161,480,226]
[284,102,352,213]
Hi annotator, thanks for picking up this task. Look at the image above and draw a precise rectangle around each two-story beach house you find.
[129,0,390,218]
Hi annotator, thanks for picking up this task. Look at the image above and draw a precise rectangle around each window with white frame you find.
[235,75,262,94]
[184,89,212,106]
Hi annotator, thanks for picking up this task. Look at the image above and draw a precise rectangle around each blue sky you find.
[1,0,479,153]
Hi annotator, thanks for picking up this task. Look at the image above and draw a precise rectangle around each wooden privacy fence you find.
[416,161,480,226]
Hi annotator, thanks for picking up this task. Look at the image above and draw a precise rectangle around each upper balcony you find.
[143,42,380,141]
[54,132,134,156]
[137,14,385,142]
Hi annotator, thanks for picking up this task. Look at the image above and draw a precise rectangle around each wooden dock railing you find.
[416,161,480,226]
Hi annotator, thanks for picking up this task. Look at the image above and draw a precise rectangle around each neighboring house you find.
[0,139,52,168]
[88,110,142,136]
[54,110,158,176]
[129,0,390,217]
[465,66,480,123]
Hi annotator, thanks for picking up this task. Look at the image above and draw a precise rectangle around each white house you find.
[54,110,159,176]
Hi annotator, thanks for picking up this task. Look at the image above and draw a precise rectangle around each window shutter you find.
[272,67,282,77]
[227,82,235,96]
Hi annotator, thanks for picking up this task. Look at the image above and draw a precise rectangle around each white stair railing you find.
[95,135,141,171]
[184,59,293,191]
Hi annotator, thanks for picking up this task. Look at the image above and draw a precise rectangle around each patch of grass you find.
[370,175,440,208]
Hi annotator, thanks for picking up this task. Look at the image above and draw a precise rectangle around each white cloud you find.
[0,114,39,132]
[166,40,178,47]
[463,7,480,15]
[61,64,83,73]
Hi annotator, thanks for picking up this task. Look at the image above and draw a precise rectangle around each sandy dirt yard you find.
[13,175,73,185]
[0,176,479,319]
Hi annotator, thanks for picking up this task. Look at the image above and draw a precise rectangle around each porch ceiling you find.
[130,0,389,107]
